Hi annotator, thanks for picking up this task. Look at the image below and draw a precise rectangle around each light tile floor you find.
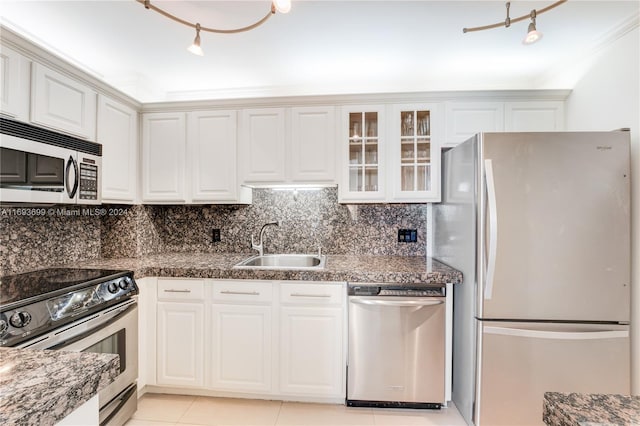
[125,393,467,426]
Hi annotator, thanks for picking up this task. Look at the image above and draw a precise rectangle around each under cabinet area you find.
[139,278,347,402]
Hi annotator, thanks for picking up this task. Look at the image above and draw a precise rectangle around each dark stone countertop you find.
[543,392,640,426]
[60,252,462,285]
[0,347,119,425]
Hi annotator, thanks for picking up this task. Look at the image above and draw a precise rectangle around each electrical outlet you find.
[398,229,417,243]
[212,228,221,243]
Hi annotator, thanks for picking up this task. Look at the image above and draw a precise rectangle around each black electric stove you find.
[0,267,138,347]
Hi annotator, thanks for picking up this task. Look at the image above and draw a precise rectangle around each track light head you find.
[187,23,204,56]
[523,10,543,45]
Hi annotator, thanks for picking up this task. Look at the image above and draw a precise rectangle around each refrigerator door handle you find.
[485,326,628,340]
[484,159,498,299]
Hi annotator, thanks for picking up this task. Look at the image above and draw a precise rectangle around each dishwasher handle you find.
[349,298,444,307]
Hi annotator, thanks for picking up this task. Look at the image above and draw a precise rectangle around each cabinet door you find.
[444,101,504,147]
[157,301,204,387]
[188,110,240,202]
[290,106,336,183]
[0,45,29,121]
[279,306,344,397]
[97,95,138,203]
[142,112,186,202]
[210,303,272,392]
[338,105,386,202]
[391,103,442,202]
[30,63,97,140]
[240,108,286,183]
[505,101,565,131]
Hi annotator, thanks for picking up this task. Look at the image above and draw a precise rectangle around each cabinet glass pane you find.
[364,166,378,191]
[349,167,362,192]
[398,108,431,193]
[401,166,414,191]
[401,111,414,137]
[417,165,431,191]
[350,143,363,165]
[347,111,379,194]
[417,111,430,136]
[365,144,378,164]
[364,112,378,137]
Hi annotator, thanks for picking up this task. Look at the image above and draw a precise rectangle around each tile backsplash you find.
[2,188,428,276]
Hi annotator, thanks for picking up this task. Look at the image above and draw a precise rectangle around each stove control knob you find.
[0,318,8,336]
[9,311,31,328]
[107,282,119,294]
[118,277,130,290]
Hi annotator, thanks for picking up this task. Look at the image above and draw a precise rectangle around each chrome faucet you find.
[251,221,280,256]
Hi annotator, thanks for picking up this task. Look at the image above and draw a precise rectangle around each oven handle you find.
[65,155,79,199]
[18,299,137,350]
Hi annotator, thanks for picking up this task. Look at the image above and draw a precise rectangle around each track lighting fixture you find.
[138,0,291,56]
[187,23,204,56]
[463,0,564,45]
[523,10,543,45]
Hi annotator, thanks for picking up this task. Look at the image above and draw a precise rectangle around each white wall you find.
[565,26,640,395]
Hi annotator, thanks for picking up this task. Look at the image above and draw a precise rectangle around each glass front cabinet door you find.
[339,105,386,202]
[391,103,441,202]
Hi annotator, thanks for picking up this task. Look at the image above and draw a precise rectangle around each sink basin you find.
[234,254,326,270]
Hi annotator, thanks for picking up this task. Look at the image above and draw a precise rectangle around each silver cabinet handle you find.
[220,290,260,296]
[290,293,332,298]
[164,289,191,293]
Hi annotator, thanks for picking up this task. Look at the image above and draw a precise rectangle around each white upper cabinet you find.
[241,108,286,183]
[289,106,336,183]
[339,105,386,202]
[30,63,97,140]
[240,106,337,185]
[0,45,29,122]
[142,112,187,202]
[505,101,565,131]
[189,110,250,203]
[390,103,441,202]
[444,101,504,147]
[339,103,441,203]
[142,110,250,204]
[97,95,138,203]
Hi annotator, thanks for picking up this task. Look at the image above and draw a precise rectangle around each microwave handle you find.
[65,155,79,199]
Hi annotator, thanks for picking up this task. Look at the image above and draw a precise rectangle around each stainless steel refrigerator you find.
[433,132,631,426]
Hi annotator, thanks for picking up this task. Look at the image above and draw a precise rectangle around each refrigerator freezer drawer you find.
[476,321,630,426]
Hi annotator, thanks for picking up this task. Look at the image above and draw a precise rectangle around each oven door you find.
[19,299,138,426]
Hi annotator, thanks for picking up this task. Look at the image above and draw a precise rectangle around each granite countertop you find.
[61,252,462,285]
[0,347,119,425]
[543,392,640,426]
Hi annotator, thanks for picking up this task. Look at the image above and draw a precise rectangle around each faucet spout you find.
[251,221,280,256]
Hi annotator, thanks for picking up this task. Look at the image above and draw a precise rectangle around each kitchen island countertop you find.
[543,391,640,426]
[0,347,119,425]
[57,252,462,285]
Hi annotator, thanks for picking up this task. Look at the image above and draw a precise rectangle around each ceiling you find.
[1,1,638,103]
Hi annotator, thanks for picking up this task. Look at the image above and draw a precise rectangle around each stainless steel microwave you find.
[0,118,101,205]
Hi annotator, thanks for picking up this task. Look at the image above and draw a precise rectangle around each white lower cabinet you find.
[210,280,273,392]
[278,282,345,398]
[156,279,205,388]
[146,278,346,402]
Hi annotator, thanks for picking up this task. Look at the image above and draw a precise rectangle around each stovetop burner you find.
[0,267,138,347]
[0,268,128,308]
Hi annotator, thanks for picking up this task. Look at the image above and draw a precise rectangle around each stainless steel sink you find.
[233,254,326,270]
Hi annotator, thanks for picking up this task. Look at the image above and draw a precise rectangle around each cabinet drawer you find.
[212,280,273,303]
[157,278,204,301]
[280,282,344,306]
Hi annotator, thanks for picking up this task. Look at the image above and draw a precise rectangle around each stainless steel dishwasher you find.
[346,284,446,409]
